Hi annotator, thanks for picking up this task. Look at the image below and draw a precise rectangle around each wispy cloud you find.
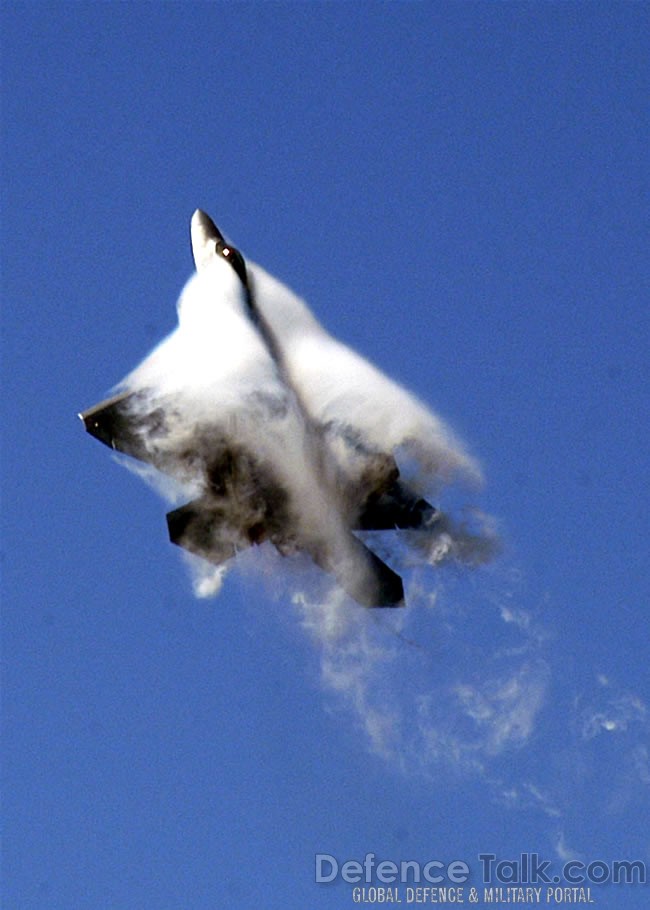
[450,659,549,755]
[293,556,550,782]
[577,675,647,740]
[495,781,562,819]
[292,547,649,868]
[554,830,583,864]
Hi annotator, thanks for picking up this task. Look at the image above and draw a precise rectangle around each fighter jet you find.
[80,215,409,607]
[81,209,483,603]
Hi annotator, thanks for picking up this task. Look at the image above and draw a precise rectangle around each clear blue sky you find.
[2,3,649,908]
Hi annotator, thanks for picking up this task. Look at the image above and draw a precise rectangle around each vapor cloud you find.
[88,216,519,783]
[94,219,526,780]
[293,557,549,778]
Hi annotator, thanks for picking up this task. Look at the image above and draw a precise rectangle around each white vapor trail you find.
[293,561,550,777]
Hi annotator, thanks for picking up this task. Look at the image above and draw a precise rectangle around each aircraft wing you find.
[80,391,158,463]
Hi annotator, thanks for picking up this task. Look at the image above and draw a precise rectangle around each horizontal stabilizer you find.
[314,533,405,608]
[356,481,438,531]
[167,499,247,566]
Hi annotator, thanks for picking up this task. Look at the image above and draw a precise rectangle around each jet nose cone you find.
[191,209,219,237]
[191,209,224,271]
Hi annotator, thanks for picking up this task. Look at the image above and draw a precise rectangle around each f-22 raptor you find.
[80,211,440,607]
